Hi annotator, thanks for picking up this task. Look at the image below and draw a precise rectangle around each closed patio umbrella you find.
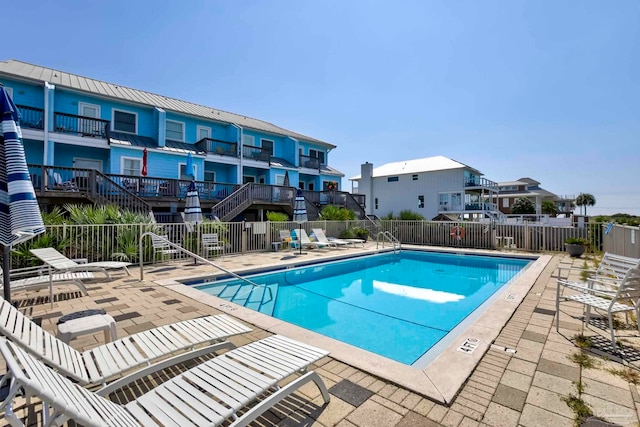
[184,181,203,225]
[141,148,148,176]
[0,85,46,302]
[293,189,308,255]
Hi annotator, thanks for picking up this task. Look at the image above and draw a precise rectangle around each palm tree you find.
[575,193,596,216]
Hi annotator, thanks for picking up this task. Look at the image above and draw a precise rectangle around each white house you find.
[350,156,502,221]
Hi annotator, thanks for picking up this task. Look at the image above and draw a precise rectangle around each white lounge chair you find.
[0,298,251,391]
[556,264,640,350]
[311,228,352,248]
[0,265,92,297]
[30,247,131,279]
[292,229,329,250]
[0,335,330,427]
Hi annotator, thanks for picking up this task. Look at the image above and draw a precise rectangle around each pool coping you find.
[156,245,552,405]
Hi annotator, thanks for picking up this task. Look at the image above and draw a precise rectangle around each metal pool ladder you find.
[377,231,401,253]
[139,232,274,309]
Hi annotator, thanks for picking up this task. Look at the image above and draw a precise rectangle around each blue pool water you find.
[194,251,531,365]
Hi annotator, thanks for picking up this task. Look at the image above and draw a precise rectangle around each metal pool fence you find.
[11,220,623,268]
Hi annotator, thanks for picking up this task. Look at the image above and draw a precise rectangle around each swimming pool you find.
[193,251,531,365]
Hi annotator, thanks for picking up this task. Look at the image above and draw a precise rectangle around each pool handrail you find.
[377,231,401,253]
[139,231,272,301]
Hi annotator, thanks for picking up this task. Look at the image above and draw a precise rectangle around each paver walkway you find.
[2,248,639,426]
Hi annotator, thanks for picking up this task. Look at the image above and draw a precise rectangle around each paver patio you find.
[2,246,639,426]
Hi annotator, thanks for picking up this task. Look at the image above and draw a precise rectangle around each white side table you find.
[271,241,282,251]
[57,314,117,344]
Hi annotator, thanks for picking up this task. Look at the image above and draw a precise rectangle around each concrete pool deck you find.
[5,244,640,426]
[159,245,550,405]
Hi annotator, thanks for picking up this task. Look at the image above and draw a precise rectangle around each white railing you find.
[9,220,607,269]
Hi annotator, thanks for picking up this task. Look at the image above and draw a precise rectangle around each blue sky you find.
[5,1,640,215]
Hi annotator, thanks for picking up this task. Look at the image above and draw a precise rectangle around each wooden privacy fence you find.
[10,220,609,268]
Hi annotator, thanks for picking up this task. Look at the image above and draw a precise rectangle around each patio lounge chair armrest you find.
[556,266,597,279]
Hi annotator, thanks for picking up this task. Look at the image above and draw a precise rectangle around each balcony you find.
[464,177,498,189]
[17,105,45,130]
[54,112,110,138]
[16,105,110,139]
[242,145,271,162]
[299,154,322,170]
[196,138,238,158]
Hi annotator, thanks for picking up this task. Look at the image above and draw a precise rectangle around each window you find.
[197,126,211,140]
[309,149,325,164]
[242,135,255,146]
[298,182,304,189]
[166,120,184,141]
[387,176,399,182]
[243,176,255,184]
[375,198,379,209]
[179,163,197,180]
[418,195,425,209]
[412,174,418,181]
[503,198,509,208]
[261,139,274,156]
[79,102,100,118]
[308,182,314,191]
[204,171,215,182]
[275,174,285,186]
[121,157,141,176]
[113,110,137,133]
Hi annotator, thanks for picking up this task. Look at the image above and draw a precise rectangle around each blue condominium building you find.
[0,60,363,221]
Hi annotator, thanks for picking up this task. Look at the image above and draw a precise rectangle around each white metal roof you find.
[0,59,335,148]
[350,155,477,180]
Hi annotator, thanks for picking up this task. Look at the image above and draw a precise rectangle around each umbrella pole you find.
[2,246,11,303]
[299,224,302,255]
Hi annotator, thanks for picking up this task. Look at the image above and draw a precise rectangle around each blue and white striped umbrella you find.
[0,86,45,301]
[293,189,307,223]
[183,180,203,224]
[293,189,307,255]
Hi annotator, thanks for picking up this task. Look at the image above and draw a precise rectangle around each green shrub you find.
[320,205,355,220]
[267,211,289,221]
[398,210,425,220]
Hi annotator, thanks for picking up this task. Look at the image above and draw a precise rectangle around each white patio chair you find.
[556,252,639,296]
[151,234,179,262]
[0,335,329,427]
[30,247,131,279]
[556,265,640,350]
[0,298,251,391]
[202,233,224,258]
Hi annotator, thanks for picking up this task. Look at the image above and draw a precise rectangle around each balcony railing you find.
[17,105,45,130]
[195,138,238,157]
[242,145,271,162]
[299,154,322,170]
[464,177,498,189]
[54,112,110,138]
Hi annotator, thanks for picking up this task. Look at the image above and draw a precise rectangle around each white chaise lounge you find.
[30,247,131,278]
[0,266,92,297]
[0,299,251,392]
[0,335,330,427]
